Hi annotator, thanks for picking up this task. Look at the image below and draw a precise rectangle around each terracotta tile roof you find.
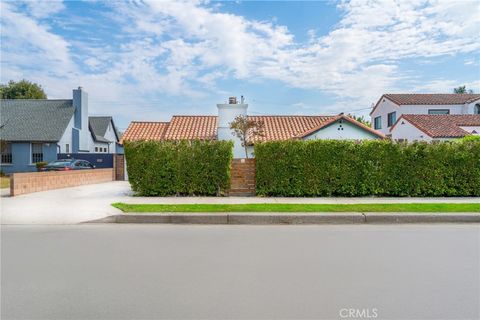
[120,121,169,144]
[385,94,480,105]
[163,116,218,140]
[391,114,480,138]
[249,115,336,142]
[121,114,385,143]
[371,94,480,115]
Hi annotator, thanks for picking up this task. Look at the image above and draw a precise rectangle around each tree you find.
[453,86,473,94]
[0,79,47,99]
[229,115,265,158]
[347,114,371,127]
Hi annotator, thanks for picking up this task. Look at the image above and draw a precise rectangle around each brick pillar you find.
[114,154,125,181]
[229,158,255,196]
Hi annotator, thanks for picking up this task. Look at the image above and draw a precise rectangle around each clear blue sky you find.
[2,0,479,131]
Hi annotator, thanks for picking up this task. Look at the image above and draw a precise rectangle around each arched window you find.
[475,104,480,115]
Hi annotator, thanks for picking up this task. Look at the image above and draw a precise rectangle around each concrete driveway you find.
[1,182,132,224]
[1,181,479,224]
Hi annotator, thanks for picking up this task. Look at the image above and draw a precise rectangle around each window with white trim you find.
[1,142,12,164]
[374,116,382,130]
[31,143,43,163]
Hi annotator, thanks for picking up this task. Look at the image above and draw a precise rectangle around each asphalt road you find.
[1,224,479,320]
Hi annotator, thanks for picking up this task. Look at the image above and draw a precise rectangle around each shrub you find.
[35,161,48,171]
[124,140,233,196]
[255,139,480,197]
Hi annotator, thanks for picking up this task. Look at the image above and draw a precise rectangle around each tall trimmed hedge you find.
[125,140,233,196]
[255,140,480,197]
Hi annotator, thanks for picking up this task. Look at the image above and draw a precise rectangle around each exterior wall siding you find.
[2,142,57,174]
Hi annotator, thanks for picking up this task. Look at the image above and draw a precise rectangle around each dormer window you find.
[475,104,480,115]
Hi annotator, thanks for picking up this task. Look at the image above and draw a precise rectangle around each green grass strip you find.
[112,203,480,213]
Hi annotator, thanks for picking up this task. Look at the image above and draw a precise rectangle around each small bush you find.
[35,161,48,171]
[255,139,480,197]
[125,140,233,196]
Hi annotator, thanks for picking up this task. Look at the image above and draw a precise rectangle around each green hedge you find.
[125,140,233,196]
[255,140,480,197]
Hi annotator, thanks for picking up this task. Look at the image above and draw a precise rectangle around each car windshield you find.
[48,161,73,166]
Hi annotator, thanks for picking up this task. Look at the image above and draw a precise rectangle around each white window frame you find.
[31,143,44,164]
[1,142,13,165]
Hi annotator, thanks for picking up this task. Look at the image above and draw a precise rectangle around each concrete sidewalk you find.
[1,181,479,224]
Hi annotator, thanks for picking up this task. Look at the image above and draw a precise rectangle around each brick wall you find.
[229,159,256,196]
[10,169,114,196]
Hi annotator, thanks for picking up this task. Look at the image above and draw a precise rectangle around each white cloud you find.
[415,79,480,93]
[24,0,65,19]
[1,0,479,124]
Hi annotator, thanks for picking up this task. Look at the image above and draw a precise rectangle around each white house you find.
[122,96,385,158]
[390,114,480,142]
[370,94,480,136]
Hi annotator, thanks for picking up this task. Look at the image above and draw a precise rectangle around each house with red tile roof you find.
[122,97,384,158]
[370,94,480,136]
[389,114,480,142]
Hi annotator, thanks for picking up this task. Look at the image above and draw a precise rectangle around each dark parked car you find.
[41,159,96,171]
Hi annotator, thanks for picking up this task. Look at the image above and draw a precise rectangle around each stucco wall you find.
[217,103,248,159]
[58,116,74,153]
[459,126,480,134]
[304,120,380,140]
[370,98,399,135]
[390,120,433,142]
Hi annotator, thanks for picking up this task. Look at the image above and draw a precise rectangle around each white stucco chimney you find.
[217,96,248,158]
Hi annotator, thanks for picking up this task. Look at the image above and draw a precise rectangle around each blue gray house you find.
[0,87,123,174]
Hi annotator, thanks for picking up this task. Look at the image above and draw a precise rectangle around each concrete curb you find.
[85,212,480,224]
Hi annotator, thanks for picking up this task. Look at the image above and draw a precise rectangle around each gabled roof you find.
[371,94,480,115]
[89,116,120,143]
[292,114,385,140]
[121,114,384,144]
[0,99,74,142]
[390,114,480,138]
[120,121,169,144]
